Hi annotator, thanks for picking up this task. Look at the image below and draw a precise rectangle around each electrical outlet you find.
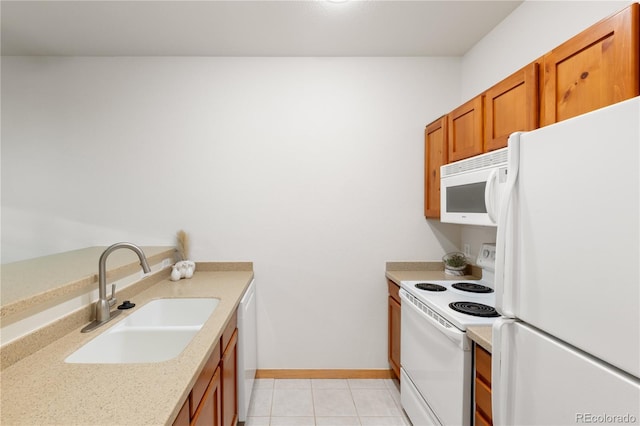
[463,244,471,257]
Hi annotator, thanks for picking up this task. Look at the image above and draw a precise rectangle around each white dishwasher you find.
[237,279,257,423]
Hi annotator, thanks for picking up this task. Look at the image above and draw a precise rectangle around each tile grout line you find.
[310,379,317,426]
[347,379,364,426]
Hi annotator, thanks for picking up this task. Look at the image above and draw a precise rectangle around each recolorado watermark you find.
[576,413,638,424]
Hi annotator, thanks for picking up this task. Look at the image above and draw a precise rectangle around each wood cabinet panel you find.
[485,62,539,152]
[424,117,447,218]
[222,329,238,426]
[542,3,639,125]
[448,96,483,162]
[475,345,493,425]
[191,341,221,418]
[475,345,492,385]
[388,294,401,379]
[475,377,492,422]
[387,279,401,304]
[221,311,237,356]
[192,367,222,426]
[173,398,190,426]
[475,410,493,426]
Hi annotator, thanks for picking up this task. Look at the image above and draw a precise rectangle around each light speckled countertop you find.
[0,263,253,426]
[467,326,492,353]
[385,262,492,352]
[1,246,176,320]
[385,261,481,285]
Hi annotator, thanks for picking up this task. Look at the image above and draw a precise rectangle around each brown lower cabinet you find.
[222,329,238,426]
[172,310,238,426]
[474,345,493,426]
[387,280,401,379]
[192,367,222,426]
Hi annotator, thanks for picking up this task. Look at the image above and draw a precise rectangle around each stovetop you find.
[400,278,499,331]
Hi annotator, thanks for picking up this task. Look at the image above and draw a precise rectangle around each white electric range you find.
[399,276,498,331]
[399,244,499,426]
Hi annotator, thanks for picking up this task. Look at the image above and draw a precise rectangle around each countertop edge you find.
[467,325,493,353]
[385,261,482,284]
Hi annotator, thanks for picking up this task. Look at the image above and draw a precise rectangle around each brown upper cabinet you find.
[541,3,639,126]
[447,96,484,162]
[424,116,447,218]
[484,62,539,152]
[424,3,638,219]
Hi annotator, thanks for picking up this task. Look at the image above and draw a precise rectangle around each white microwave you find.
[440,147,508,226]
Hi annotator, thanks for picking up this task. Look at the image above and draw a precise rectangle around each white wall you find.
[1,57,461,369]
[457,0,631,259]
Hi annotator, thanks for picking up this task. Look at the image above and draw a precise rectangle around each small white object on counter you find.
[170,261,196,281]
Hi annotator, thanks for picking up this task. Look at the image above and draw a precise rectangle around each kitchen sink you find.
[120,298,220,327]
[65,298,219,364]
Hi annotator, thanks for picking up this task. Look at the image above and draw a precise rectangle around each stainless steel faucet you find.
[81,242,151,333]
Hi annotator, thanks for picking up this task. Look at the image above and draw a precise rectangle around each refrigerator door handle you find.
[495,134,521,318]
[492,317,515,426]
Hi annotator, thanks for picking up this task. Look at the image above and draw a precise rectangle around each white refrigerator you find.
[492,96,640,425]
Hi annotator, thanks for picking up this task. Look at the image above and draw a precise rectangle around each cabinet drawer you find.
[475,345,492,385]
[221,311,238,354]
[475,409,492,426]
[475,377,493,421]
[191,340,221,418]
[387,280,401,304]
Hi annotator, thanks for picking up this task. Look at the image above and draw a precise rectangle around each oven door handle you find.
[400,289,469,350]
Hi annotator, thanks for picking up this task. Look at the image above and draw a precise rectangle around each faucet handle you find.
[108,283,117,307]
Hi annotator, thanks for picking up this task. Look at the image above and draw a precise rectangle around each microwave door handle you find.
[484,168,499,224]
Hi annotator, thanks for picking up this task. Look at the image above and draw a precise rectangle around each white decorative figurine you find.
[170,230,195,281]
[170,260,196,281]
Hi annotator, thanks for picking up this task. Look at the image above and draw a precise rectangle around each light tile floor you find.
[245,379,411,426]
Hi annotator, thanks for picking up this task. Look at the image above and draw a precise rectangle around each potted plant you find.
[442,252,468,276]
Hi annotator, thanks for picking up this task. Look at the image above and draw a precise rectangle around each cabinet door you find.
[388,295,401,379]
[484,62,539,152]
[424,117,447,218]
[448,96,484,162]
[542,3,639,126]
[192,367,222,426]
[190,342,221,418]
[475,345,493,425]
[172,398,190,426]
[222,329,238,426]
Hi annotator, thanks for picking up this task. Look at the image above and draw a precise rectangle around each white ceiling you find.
[1,1,523,57]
